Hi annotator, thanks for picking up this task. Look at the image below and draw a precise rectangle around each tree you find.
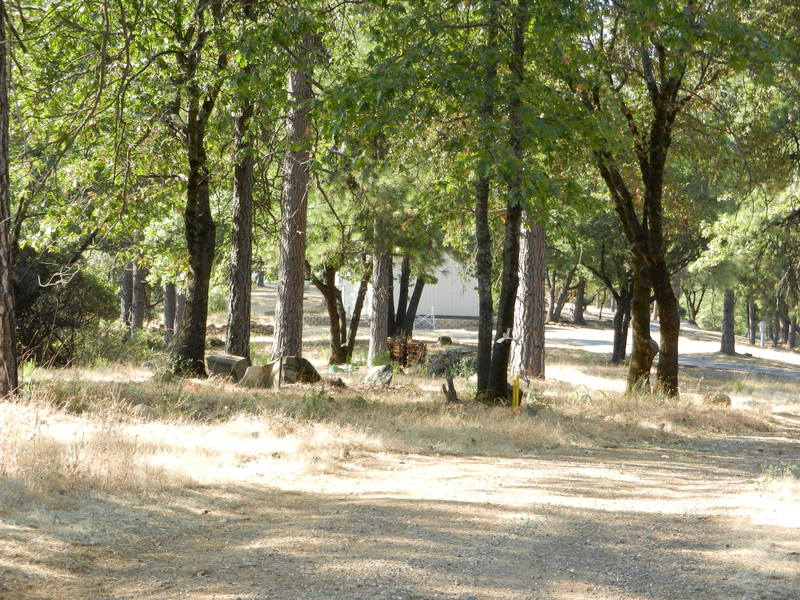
[0,0,17,395]
[511,220,546,379]
[273,31,317,359]
[720,288,736,354]
[226,0,258,360]
[165,0,229,376]
[566,0,766,395]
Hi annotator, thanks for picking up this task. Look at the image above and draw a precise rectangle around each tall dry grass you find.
[0,368,778,508]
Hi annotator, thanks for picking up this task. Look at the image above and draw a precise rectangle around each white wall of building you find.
[338,254,479,319]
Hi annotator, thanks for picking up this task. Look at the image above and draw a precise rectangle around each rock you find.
[362,364,393,387]
[250,322,274,335]
[238,362,278,389]
[130,404,158,419]
[437,335,453,345]
[206,353,251,382]
[324,377,346,389]
[703,392,731,407]
[281,356,321,384]
[425,346,475,376]
[206,336,225,348]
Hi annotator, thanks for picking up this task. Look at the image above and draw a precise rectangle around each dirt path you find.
[3,421,799,600]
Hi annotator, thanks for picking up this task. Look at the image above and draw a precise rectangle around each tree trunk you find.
[402,276,426,339]
[611,285,632,364]
[474,0,498,395]
[627,257,653,393]
[311,265,348,365]
[171,6,224,377]
[164,283,176,342]
[621,295,632,362]
[747,298,757,345]
[368,215,392,366]
[119,264,133,327]
[486,0,528,402]
[393,255,410,336]
[511,222,546,379]
[550,263,578,324]
[131,262,146,335]
[0,1,17,394]
[345,267,371,361]
[173,139,216,375]
[790,321,798,349]
[652,269,680,396]
[573,276,586,325]
[273,39,314,359]
[387,254,395,334]
[225,71,255,359]
[720,288,735,355]
[175,292,186,341]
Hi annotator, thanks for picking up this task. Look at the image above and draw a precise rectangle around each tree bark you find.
[748,299,757,345]
[402,276,425,339]
[393,255,410,336]
[368,217,392,366]
[486,0,529,401]
[549,262,578,323]
[387,254,395,334]
[172,2,225,376]
[652,264,680,396]
[311,264,348,365]
[225,35,255,359]
[720,288,735,355]
[790,321,798,349]
[573,276,586,325]
[131,262,146,335]
[175,292,186,341]
[627,257,654,393]
[611,285,632,364]
[345,267,371,361]
[273,36,314,359]
[119,264,133,327]
[0,1,17,394]
[474,0,498,395]
[173,116,216,376]
[511,222,546,379]
[164,283,176,342]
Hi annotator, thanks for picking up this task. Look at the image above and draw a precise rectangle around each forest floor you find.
[2,319,800,600]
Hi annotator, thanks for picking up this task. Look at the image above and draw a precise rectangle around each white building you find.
[339,254,479,320]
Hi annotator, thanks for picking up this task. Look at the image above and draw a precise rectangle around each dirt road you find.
[3,424,799,600]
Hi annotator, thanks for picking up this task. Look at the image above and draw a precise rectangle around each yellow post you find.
[512,375,520,409]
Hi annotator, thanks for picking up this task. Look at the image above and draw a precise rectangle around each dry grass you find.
[0,361,779,510]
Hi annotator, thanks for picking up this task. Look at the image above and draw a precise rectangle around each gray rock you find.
[206,353,251,382]
[206,336,225,348]
[238,362,278,388]
[281,356,321,384]
[362,364,393,387]
[425,346,475,376]
[324,376,347,388]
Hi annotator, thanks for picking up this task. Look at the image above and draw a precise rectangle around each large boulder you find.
[281,356,321,384]
[362,364,393,387]
[206,353,250,382]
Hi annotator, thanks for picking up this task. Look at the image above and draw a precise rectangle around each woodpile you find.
[387,337,427,367]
